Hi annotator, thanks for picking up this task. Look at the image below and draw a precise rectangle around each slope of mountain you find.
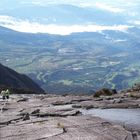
[0,63,44,93]
[0,26,140,94]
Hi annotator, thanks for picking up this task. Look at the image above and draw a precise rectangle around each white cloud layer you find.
[0,15,130,35]
[21,0,125,13]
[130,20,140,25]
[94,3,125,13]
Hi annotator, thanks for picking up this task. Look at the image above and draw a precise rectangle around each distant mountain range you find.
[0,26,140,94]
[1,0,140,26]
[0,63,44,93]
[0,4,126,25]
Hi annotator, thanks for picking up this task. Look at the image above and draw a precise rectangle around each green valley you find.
[0,26,140,93]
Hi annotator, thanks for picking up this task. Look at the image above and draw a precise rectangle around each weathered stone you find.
[83,105,94,110]
[113,98,124,103]
[0,93,139,140]
[0,116,23,126]
[33,109,81,117]
[17,98,28,102]
[23,113,30,121]
[31,109,40,115]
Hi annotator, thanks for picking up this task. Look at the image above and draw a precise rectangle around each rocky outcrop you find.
[0,93,139,140]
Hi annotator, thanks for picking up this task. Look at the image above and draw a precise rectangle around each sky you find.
[0,0,140,35]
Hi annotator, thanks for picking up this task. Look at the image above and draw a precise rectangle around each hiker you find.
[5,89,11,99]
[1,89,11,100]
[1,90,6,100]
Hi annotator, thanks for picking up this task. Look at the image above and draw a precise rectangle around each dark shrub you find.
[94,88,117,97]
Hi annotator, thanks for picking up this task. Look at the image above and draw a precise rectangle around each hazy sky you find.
[0,0,140,34]
[0,0,139,8]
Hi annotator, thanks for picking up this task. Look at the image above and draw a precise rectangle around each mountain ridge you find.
[0,63,44,93]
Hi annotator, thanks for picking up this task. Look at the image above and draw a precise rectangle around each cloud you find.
[128,20,140,25]
[0,15,21,24]
[0,15,131,35]
[94,3,125,13]
[20,1,43,5]
[20,0,69,6]
[113,39,127,42]
[19,0,126,12]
